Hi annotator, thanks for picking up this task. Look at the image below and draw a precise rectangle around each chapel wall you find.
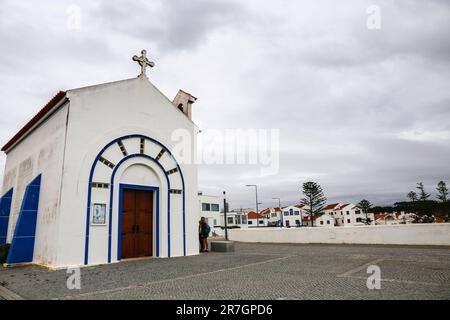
[1,104,69,266]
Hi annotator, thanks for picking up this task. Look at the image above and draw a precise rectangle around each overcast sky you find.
[1,0,449,209]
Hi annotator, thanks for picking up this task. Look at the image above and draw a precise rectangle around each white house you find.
[303,214,335,227]
[324,203,374,227]
[0,50,200,269]
[198,193,221,227]
[260,207,282,226]
[261,204,310,227]
[247,211,268,228]
[374,212,417,225]
[281,205,308,228]
[220,210,248,228]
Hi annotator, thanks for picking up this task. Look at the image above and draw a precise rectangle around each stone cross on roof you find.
[132,49,155,77]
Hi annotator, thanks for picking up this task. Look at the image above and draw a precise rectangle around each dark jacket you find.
[199,222,211,237]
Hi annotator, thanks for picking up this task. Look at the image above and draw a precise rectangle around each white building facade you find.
[198,194,221,227]
[220,211,248,229]
[247,211,268,228]
[0,58,200,269]
[324,203,375,226]
[304,214,335,227]
[282,205,308,228]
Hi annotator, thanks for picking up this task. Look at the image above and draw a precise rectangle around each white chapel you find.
[0,50,200,269]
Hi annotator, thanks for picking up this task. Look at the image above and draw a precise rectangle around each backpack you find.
[202,223,211,235]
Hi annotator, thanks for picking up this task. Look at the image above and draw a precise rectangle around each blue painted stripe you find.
[0,188,14,245]
[109,154,170,262]
[84,135,186,265]
[6,175,41,264]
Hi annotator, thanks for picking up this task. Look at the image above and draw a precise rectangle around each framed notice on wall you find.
[92,203,107,225]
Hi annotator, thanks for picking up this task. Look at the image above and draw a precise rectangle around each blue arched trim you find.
[84,134,186,265]
[109,154,170,263]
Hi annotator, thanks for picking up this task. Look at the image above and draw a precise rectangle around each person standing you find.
[199,217,211,253]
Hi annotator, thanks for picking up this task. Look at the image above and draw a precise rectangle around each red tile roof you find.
[324,203,340,210]
[1,91,67,152]
[247,211,266,219]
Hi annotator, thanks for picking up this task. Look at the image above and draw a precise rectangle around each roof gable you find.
[1,91,67,152]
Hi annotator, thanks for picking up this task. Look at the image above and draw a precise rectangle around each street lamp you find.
[272,197,283,227]
[246,185,260,227]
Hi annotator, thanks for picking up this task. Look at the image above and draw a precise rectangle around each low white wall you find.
[228,224,450,246]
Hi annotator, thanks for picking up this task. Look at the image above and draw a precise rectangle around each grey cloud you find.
[1,0,449,208]
[94,0,248,52]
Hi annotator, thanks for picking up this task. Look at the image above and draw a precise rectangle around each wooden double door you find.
[121,189,153,259]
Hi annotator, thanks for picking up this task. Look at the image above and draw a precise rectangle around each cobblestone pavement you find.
[0,243,449,300]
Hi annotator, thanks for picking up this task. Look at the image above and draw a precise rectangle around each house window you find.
[295,220,301,225]
[347,219,351,223]
[294,211,300,215]
[227,217,234,224]
[242,216,248,224]
[320,221,324,225]
[248,220,253,225]
[213,219,217,226]
[356,210,361,215]
[202,203,211,211]
[284,211,289,216]
[259,220,264,224]
[346,211,350,215]
[327,220,330,224]
[356,218,362,223]
[178,104,184,112]
[235,216,241,225]
[211,204,219,212]
[290,209,294,216]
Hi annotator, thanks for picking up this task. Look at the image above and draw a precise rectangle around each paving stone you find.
[0,243,449,300]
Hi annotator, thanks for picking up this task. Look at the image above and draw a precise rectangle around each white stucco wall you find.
[228,224,450,246]
[1,103,69,266]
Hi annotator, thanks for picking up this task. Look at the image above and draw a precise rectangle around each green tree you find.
[407,191,418,202]
[436,181,449,202]
[301,182,327,227]
[358,199,373,225]
[416,182,430,201]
